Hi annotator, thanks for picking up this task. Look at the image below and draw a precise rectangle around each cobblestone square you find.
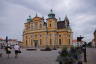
[0,49,59,64]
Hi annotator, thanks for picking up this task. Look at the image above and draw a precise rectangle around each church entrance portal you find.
[33,40,38,48]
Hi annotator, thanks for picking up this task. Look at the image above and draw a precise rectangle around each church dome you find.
[48,9,55,18]
[27,15,32,22]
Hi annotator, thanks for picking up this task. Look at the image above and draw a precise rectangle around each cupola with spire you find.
[48,9,55,18]
[27,15,32,22]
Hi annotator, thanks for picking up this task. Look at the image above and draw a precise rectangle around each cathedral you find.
[23,10,72,48]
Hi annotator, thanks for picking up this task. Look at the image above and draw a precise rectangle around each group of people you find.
[0,44,21,58]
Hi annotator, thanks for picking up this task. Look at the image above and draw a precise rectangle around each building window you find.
[59,39,61,45]
[50,39,52,45]
[69,39,70,44]
[31,39,33,46]
[49,24,51,27]
[35,22,38,29]
[35,34,37,38]
[40,24,42,29]
[59,35,61,37]
[26,40,27,46]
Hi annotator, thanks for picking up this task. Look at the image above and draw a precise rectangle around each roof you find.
[72,40,77,43]
[32,17,43,21]
[0,37,4,40]
[43,22,47,26]
[8,39,17,41]
[72,39,84,43]
[57,21,66,29]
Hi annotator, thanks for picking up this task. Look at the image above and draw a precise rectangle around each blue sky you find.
[0,0,96,42]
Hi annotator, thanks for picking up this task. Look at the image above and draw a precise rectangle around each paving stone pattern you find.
[0,49,59,64]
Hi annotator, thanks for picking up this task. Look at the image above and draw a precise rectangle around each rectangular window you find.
[31,39,33,46]
[50,39,52,45]
[59,39,61,45]
[40,24,42,29]
[49,24,51,27]
[26,40,27,46]
[69,39,70,44]
[59,35,61,37]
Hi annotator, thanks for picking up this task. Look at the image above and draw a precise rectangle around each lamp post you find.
[77,35,83,47]
[83,42,87,62]
[5,36,10,58]
[77,35,87,62]
[6,36,8,46]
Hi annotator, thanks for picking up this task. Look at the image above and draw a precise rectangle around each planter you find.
[40,47,52,51]
[26,48,37,51]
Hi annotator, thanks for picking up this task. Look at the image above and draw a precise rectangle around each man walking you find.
[14,44,20,58]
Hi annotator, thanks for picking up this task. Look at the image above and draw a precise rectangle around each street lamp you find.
[77,35,84,47]
[77,35,87,62]
[6,36,8,46]
[83,42,87,62]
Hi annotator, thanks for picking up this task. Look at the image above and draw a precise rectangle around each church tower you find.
[47,9,57,30]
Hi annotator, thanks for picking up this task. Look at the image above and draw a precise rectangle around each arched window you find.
[49,24,51,27]
[59,39,61,45]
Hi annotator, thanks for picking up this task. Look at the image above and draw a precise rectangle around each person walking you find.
[5,45,11,58]
[14,44,21,58]
[0,44,2,57]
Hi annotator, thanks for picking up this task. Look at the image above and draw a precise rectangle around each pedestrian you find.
[5,45,11,58]
[14,44,21,58]
[0,44,2,57]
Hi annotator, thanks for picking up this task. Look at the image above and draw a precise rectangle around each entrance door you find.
[33,40,38,48]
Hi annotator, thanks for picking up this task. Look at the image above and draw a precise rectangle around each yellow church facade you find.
[23,10,72,48]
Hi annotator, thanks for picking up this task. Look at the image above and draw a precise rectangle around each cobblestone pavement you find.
[0,49,59,64]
